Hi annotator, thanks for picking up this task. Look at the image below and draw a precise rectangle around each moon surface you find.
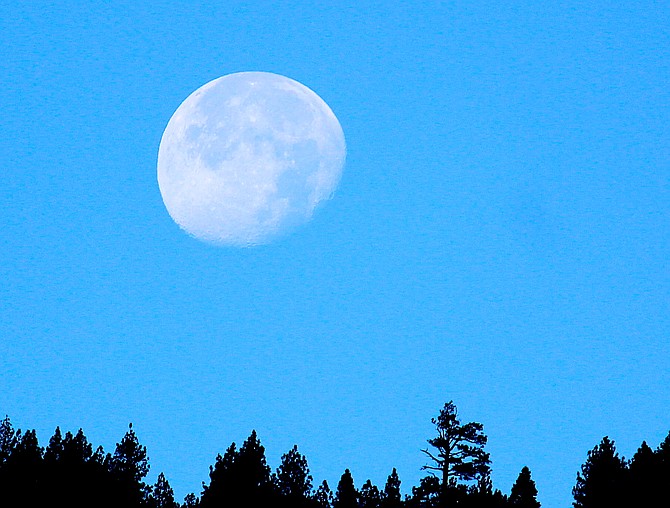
[157,71,346,246]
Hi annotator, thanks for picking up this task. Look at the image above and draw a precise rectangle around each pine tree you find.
[656,431,670,482]
[183,492,200,508]
[618,437,670,508]
[422,401,490,504]
[200,442,238,507]
[43,427,66,503]
[62,429,93,465]
[43,426,111,507]
[628,441,656,507]
[360,479,382,508]
[4,429,44,505]
[109,423,150,506]
[0,416,18,467]
[572,436,626,508]
[12,429,43,473]
[407,475,440,508]
[201,431,274,507]
[382,468,402,508]
[334,469,358,508]
[509,466,540,508]
[150,472,178,508]
[44,426,64,465]
[275,444,313,500]
[111,424,149,483]
[237,430,273,502]
[314,480,334,508]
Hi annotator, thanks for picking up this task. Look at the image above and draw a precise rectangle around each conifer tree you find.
[237,430,273,501]
[360,479,382,508]
[422,401,490,503]
[60,428,94,474]
[183,492,200,508]
[572,436,626,508]
[628,441,656,507]
[201,431,274,507]
[509,466,540,508]
[44,427,66,503]
[656,431,670,480]
[4,429,44,505]
[150,472,178,508]
[44,426,64,465]
[334,469,358,508]
[0,416,18,470]
[110,423,150,506]
[200,442,238,507]
[111,424,149,483]
[630,441,655,473]
[407,475,440,508]
[11,429,43,472]
[275,444,313,500]
[382,468,402,508]
[314,479,334,508]
[645,432,670,506]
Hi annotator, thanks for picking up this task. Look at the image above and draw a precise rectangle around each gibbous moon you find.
[157,71,346,246]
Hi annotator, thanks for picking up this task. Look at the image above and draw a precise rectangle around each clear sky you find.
[1,2,669,507]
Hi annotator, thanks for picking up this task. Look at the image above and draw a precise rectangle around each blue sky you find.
[1,2,669,507]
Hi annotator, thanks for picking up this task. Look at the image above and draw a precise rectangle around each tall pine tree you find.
[275,444,313,500]
[360,479,382,508]
[314,480,334,508]
[201,442,239,506]
[509,466,540,508]
[382,468,402,508]
[334,469,358,508]
[201,430,274,507]
[109,423,150,507]
[149,472,178,508]
[572,437,626,508]
[422,401,490,504]
[628,441,656,507]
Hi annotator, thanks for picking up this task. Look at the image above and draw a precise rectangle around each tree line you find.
[0,401,668,507]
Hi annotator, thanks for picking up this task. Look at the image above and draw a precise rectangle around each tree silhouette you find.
[407,475,440,508]
[61,428,95,472]
[10,411,670,508]
[314,479,334,508]
[275,444,313,501]
[201,430,274,507]
[382,468,402,508]
[656,431,670,487]
[149,471,178,508]
[627,441,656,507]
[422,401,490,504]
[509,466,540,508]
[334,469,358,508]
[109,423,150,506]
[182,492,200,508]
[2,428,44,505]
[236,430,273,503]
[42,427,105,506]
[200,442,238,507]
[360,478,382,508]
[44,426,64,464]
[0,416,18,466]
[572,436,626,508]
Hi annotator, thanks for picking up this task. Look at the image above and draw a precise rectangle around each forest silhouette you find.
[1,401,668,507]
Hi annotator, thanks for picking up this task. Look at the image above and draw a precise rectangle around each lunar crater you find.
[157,72,346,246]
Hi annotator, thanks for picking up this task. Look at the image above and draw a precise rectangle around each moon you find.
[157,71,346,246]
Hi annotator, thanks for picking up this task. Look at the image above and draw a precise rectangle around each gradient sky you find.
[1,2,669,507]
